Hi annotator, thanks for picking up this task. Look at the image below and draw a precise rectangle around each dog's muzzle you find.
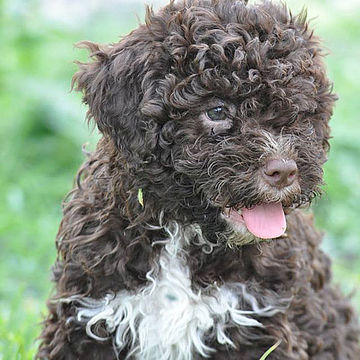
[222,158,299,240]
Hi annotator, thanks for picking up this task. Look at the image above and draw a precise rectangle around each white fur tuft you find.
[64,223,282,360]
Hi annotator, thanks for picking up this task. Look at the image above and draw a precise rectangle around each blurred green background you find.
[0,0,359,358]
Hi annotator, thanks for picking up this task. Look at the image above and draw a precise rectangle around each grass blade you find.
[259,339,282,360]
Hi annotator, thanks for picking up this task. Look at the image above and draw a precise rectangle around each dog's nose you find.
[262,159,298,188]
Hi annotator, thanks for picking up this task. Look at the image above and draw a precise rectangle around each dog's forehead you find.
[140,0,323,114]
[160,0,310,64]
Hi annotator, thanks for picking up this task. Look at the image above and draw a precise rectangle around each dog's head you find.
[73,0,336,245]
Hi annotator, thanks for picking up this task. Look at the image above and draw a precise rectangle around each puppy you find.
[37,1,359,359]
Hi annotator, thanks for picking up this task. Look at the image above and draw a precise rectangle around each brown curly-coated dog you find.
[37,0,359,359]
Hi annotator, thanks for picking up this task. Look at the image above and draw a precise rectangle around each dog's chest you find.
[69,224,278,360]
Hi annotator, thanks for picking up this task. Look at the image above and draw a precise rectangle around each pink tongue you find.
[242,203,286,239]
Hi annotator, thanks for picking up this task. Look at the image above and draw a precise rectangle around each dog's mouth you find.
[222,202,286,240]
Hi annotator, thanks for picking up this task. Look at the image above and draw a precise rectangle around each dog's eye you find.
[206,106,226,121]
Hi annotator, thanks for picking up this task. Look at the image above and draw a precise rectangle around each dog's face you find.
[74,0,336,245]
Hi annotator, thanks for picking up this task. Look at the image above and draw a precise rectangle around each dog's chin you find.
[220,202,288,247]
[221,215,257,247]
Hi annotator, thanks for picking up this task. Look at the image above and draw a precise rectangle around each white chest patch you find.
[64,223,281,360]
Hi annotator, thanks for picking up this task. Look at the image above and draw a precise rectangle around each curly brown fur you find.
[37,0,359,359]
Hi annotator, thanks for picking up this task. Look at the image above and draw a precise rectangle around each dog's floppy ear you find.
[72,23,168,162]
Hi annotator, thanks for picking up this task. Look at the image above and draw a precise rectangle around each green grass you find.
[1,0,360,358]
[259,339,282,360]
